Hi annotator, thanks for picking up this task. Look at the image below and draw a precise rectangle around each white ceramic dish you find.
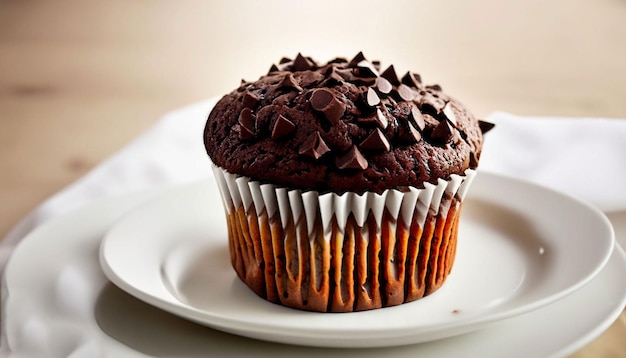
[99,171,614,348]
[2,172,625,357]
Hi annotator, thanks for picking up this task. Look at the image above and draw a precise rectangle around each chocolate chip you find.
[401,72,422,88]
[279,57,292,64]
[278,73,303,92]
[360,128,391,152]
[277,62,292,71]
[423,113,440,127]
[442,103,457,126]
[335,68,357,83]
[367,87,380,106]
[469,151,480,167]
[310,88,333,110]
[396,122,422,144]
[336,145,368,170]
[410,106,426,131]
[293,53,316,71]
[238,108,256,140]
[420,93,446,113]
[310,88,345,123]
[372,60,381,72]
[299,131,330,159]
[478,120,495,134]
[380,65,401,85]
[322,67,344,87]
[271,114,296,140]
[348,51,366,67]
[397,84,416,101]
[242,92,259,109]
[376,108,389,129]
[268,64,280,73]
[376,77,392,94]
[431,118,454,143]
[426,84,442,91]
[356,60,379,78]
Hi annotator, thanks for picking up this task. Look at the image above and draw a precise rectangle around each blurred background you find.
[1,0,626,354]
[2,0,626,238]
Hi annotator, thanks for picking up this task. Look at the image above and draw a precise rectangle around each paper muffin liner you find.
[211,165,476,312]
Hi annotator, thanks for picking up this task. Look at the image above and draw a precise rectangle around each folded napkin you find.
[3,100,626,270]
[479,111,626,213]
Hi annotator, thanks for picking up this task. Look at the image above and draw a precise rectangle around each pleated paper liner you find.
[212,165,476,312]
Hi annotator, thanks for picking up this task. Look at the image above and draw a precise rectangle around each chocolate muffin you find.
[204,53,493,312]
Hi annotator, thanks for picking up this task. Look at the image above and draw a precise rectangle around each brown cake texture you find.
[204,53,493,312]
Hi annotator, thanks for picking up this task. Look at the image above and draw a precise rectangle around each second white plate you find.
[100,171,614,348]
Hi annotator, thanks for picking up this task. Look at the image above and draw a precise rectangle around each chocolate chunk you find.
[310,88,334,110]
[323,67,345,86]
[396,122,422,144]
[397,84,416,101]
[410,106,426,131]
[380,65,401,85]
[268,64,280,73]
[372,60,381,72]
[422,113,440,127]
[356,60,379,78]
[478,120,495,134]
[334,68,357,83]
[426,84,442,91]
[271,114,296,140]
[277,62,292,71]
[442,103,457,126]
[348,51,367,67]
[238,108,256,140]
[293,53,316,71]
[469,151,480,167]
[367,87,380,106]
[360,128,391,152]
[401,72,422,88]
[376,77,392,94]
[310,88,345,123]
[431,118,454,143]
[336,67,375,85]
[279,57,292,64]
[278,73,303,92]
[420,93,446,113]
[376,108,389,128]
[336,145,368,170]
[242,92,259,109]
[299,131,330,159]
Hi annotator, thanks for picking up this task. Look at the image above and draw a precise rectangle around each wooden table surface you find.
[1,0,625,356]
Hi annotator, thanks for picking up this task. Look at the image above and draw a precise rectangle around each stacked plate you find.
[3,172,626,357]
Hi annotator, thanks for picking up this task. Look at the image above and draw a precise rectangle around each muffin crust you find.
[204,53,487,194]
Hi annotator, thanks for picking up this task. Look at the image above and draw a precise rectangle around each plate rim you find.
[2,171,624,357]
[99,171,616,347]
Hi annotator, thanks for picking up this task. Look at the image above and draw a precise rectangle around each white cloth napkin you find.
[479,111,626,213]
[3,100,626,269]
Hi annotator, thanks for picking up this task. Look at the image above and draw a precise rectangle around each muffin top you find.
[204,53,493,194]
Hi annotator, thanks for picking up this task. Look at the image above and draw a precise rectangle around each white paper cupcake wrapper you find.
[212,165,476,239]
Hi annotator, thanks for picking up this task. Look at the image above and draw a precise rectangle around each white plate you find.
[2,173,625,357]
[99,171,615,348]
